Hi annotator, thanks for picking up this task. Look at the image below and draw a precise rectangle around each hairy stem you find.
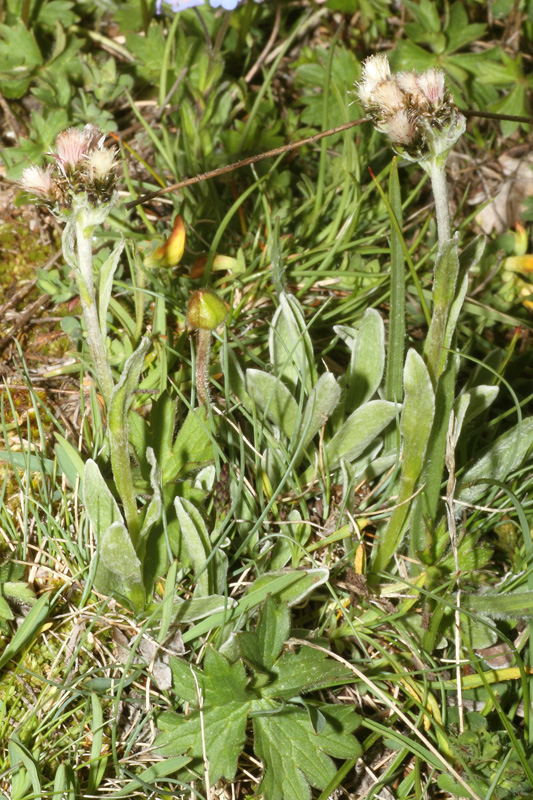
[196,328,212,406]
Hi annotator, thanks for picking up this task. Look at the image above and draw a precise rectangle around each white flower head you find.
[396,71,422,100]
[384,109,418,146]
[373,79,406,115]
[361,53,391,87]
[85,147,117,181]
[20,165,54,197]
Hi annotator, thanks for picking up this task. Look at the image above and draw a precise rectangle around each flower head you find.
[356,54,462,163]
[85,147,117,182]
[21,165,54,198]
[417,68,446,110]
[360,53,391,87]
[20,125,118,213]
[383,109,418,146]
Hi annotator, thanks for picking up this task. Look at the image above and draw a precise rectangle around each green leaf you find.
[455,385,499,429]
[54,433,86,488]
[238,595,290,671]
[325,400,398,468]
[262,647,356,699]
[9,737,41,800]
[141,447,162,538]
[270,293,316,392]
[98,241,125,341]
[0,21,43,98]
[150,391,176,477]
[403,0,441,34]
[248,568,330,608]
[461,590,533,620]
[456,417,533,505]
[299,372,340,450]
[157,648,252,782]
[0,449,55,475]
[385,158,406,411]
[171,594,237,624]
[3,581,36,605]
[167,406,215,482]
[99,521,143,587]
[372,349,435,575]
[0,592,51,671]
[445,2,487,53]
[253,702,362,800]
[108,756,192,798]
[83,459,123,536]
[399,349,435,485]
[0,595,14,621]
[345,308,385,411]
[246,369,300,438]
[108,338,150,439]
[174,496,227,596]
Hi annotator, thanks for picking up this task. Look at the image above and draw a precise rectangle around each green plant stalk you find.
[72,217,115,406]
[384,158,405,412]
[70,212,140,547]
[424,160,457,387]
[108,420,140,547]
[409,359,455,565]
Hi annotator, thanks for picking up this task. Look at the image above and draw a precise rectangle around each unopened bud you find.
[187,289,228,331]
[146,214,186,267]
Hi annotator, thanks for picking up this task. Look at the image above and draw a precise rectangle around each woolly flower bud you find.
[383,109,418,146]
[396,71,421,100]
[361,53,391,87]
[85,147,117,181]
[417,68,446,110]
[373,79,406,116]
[55,128,91,169]
[20,165,54,197]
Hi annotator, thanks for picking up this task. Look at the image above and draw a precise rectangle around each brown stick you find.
[124,108,532,211]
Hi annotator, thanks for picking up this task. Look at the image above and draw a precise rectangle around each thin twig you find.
[124,118,367,208]
[124,108,531,210]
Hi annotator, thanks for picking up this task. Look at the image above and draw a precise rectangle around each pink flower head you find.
[418,68,446,110]
[54,128,91,169]
[20,165,54,196]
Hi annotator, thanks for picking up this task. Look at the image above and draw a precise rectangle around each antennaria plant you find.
[356,55,533,610]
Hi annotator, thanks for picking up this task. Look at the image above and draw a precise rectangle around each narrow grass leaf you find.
[0,592,51,671]
[108,755,192,797]
[88,693,107,793]
[385,157,406,410]
[9,738,41,800]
